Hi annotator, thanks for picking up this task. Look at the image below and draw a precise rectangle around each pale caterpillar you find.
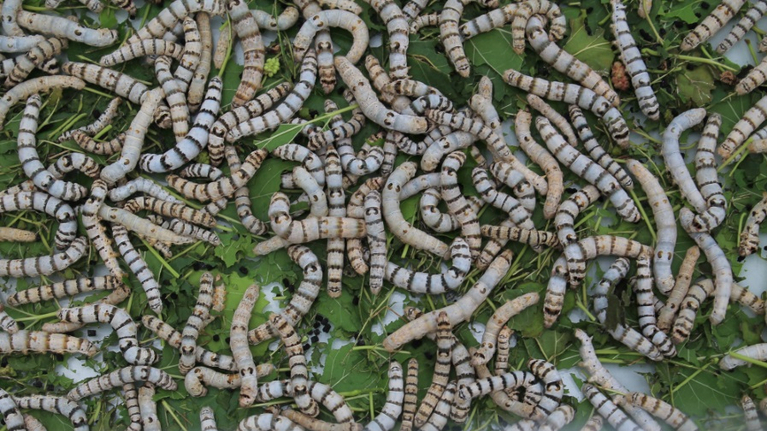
[471,167,536,222]
[251,7,301,30]
[418,382,455,431]
[188,13,212,112]
[281,410,362,431]
[268,194,366,244]
[303,381,357,424]
[237,412,304,431]
[362,0,409,80]
[413,312,453,428]
[225,146,267,236]
[363,362,404,431]
[60,63,158,108]
[0,227,35,242]
[741,395,761,431]
[40,284,131,333]
[82,179,124,278]
[0,306,18,334]
[167,149,268,202]
[750,138,767,153]
[737,56,767,94]
[154,55,190,142]
[180,164,223,180]
[273,143,326,187]
[657,246,700,331]
[739,192,767,257]
[0,191,78,251]
[48,153,101,179]
[382,162,450,258]
[681,0,746,51]
[538,405,576,431]
[248,245,322,345]
[200,406,218,431]
[5,37,67,88]
[580,415,605,431]
[472,354,537,419]
[363,56,411,113]
[70,131,125,156]
[402,0,429,22]
[527,359,564,418]
[345,177,384,275]
[0,330,98,356]
[1,0,24,36]
[16,11,117,47]
[169,17,202,93]
[308,97,367,152]
[0,236,88,278]
[729,283,765,314]
[720,342,767,370]
[526,17,619,106]
[582,383,641,431]
[364,190,386,294]
[213,21,231,69]
[138,384,160,431]
[687,113,726,232]
[515,109,563,219]
[527,94,578,147]
[163,218,221,246]
[101,88,165,185]
[268,314,319,416]
[17,95,87,200]
[125,0,225,43]
[325,141,345,298]
[292,0,335,93]
[635,253,676,357]
[471,293,540,366]
[409,13,439,33]
[626,160,676,293]
[670,279,714,344]
[0,35,46,53]
[492,160,547,208]
[224,52,318,144]
[563,234,651,288]
[680,207,732,325]
[108,178,181,204]
[292,10,369,67]
[123,383,142,431]
[231,283,260,407]
[124,196,216,227]
[420,131,476,172]
[554,185,600,247]
[569,105,633,189]
[494,326,513,375]
[536,117,639,223]
[575,329,662,429]
[178,273,215,374]
[13,395,88,431]
[0,388,24,431]
[400,358,419,431]
[383,249,512,351]
[99,39,184,66]
[456,370,541,412]
[624,393,698,431]
[227,0,265,106]
[420,189,484,233]
[437,0,473,77]
[718,93,767,160]
[440,152,482,258]
[503,70,630,148]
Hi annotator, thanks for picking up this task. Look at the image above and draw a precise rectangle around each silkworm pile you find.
[0,0,765,428]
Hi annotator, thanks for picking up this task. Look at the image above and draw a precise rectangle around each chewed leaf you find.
[676,65,715,105]
[563,12,614,73]
[465,28,525,76]
[661,0,705,24]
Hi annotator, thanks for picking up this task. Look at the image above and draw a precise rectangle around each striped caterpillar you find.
[223,147,267,236]
[168,149,267,202]
[569,105,633,189]
[624,393,698,431]
[67,366,177,401]
[343,177,383,275]
[364,190,386,294]
[420,130,476,172]
[213,22,231,70]
[188,13,212,112]
[564,233,651,287]
[662,109,709,213]
[269,314,318,416]
[527,359,564,418]
[1,0,23,36]
[526,16,619,106]
[325,140,345,297]
[251,7,301,30]
[471,167,536,223]
[515,109,563,219]
[527,94,578,147]
[582,383,642,431]
[178,273,215,374]
[268,194,365,244]
[0,330,98,356]
[58,304,158,365]
[69,131,125,156]
[292,0,335,93]
[440,152,482,258]
[16,10,117,47]
[418,382,455,431]
[231,283,260,407]
[494,326,513,375]
[362,0,409,80]
[248,245,322,344]
[281,410,362,431]
[0,191,78,251]
[82,180,124,278]
[420,189,484,233]
[536,116,639,223]
[110,222,165,314]
[657,245,700,331]
[309,96,367,151]
[737,56,767,94]
[364,362,404,431]
[472,293,539,366]
[635,253,676,357]
[721,343,767,370]
[100,204,195,244]
[180,163,223,180]
[123,383,142,431]
[679,207,732,325]
[413,312,452,428]
[739,192,767,257]
[626,160,676,293]
[0,227,35,242]
[0,388,24,431]
[383,249,512,351]
[227,0,265,106]
[138,384,160,431]
[741,395,761,431]
[225,51,318,143]
[0,236,88,278]
[5,37,67,88]
[99,39,184,66]
[472,353,537,419]
[503,70,630,148]
[154,55,190,142]
[456,371,542,415]
[718,92,767,160]
[681,0,746,51]
[0,34,46,53]
[108,178,181,204]
[437,0,473,77]
[537,405,576,431]
[125,0,225,43]
[292,10,369,67]
[14,395,88,431]
[123,197,216,227]
[201,406,218,431]
[554,185,600,247]
[400,358,419,431]
[274,143,326,187]
[237,412,303,431]
[692,113,727,232]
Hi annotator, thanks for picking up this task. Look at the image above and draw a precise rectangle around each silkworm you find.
[67,366,176,402]
[626,160,676,293]
[503,70,630,148]
[494,326,513,376]
[69,130,125,156]
[437,0,472,77]
[635,253,676,357]
[420,189,483,233]
[625,393,698,431]
[361,190,386,294]
[123,197,216,227]
[527,17,619,106]
[739,192,767,257]
[553,185,600,247]
[269,196,365,244]
[539,405,576,431]
[47,153,100,179]
[564,233,650,289]
[0,330,97,357]
[365,0,410,80]
[0,190,78,251]
[418,382,455,431]
[82,180,123,278]
[580,415,605,431]
[251,6,300,30]
[527,359,564,417]
[420,130,476,172]
[225,52,317,143]
[363,55,411,113]
[582,384,641,431]
[101,88,164,185]
[681,0,746,51]
[0,34,46,53]
[471,353,537,419]
[688,113,726,232]
[40,283,131,333]
[718,92,767,160]
[480,225,559,248]
[293,10,368,68]
[220,149,264,237]
[167,149,267,202]
[60,62,152,106]
[301,380,356,424]
[154,55,190,141]
[180,163,223,180]
[309,98,367,152]
[569,105,633,189]
[135,384,160,431]
[325,150,344,297]
[382,162,449,257]
[658,246,700,331]
[527,94,578,147]
[273,143,325,187]
[438,152,481,258]
[0,227,35,242]
[13,396,87,431]
[1,0,23,36]
[334,57,428,134]
[173,17,202,93]
[281,410,361,431]
[123,383,142,431]
[670,278,714,344]
[230,283,260,407]
[537,117,639,223]
[177,273,215,374]
[99,39,184,67]
[472,293,540,366]
[108,178,180,203]
[226,0,265,106]
[237,413,304,431]
[17,95,87,200]
[165,218,221,245]
[336,133,383,176]
[383,249,512,351]
[126,0,224,43]
[266,314,318,416]
[364,362,404,431]
[737,56,767,94]
[186,13,212,111]
[738,394,762,431]
[6,37,67,88]
[471,167,535,227]
[730,283,765,314]
[457,370,540,407]
[400,358,419,431]
[0,236,88,278]
[16,11,117,46]
[200,406,218,431]
[680,207,732,325]
[515,109,563,219]
[410,13,439,32]
[575,329,661,429]
[413,312,453,427]
[0,388,24,431]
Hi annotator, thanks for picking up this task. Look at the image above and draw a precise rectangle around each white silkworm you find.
[171,17,202,93]
[409,13,439,33]
[671,278,714,344]
[400,358,418,431]
[237,413,303,431]
[418,382,454,431]
[441,152,482,258]
[292,0,335,93]
[681,0,746,51]
[303,380,356,424]
[363,0,409,80]
[0,35,46,53]
[124,384,142,431]
[0,236,88,278]
[658,245,700,331]
[364,362,404,431]
[200,406,218,431]
[718,89,767,160]
[472,352,536,419]
[123,196,215,226]
[188,13,212,112]
[325,146,344,297]
[490,159,547,202]
[719,0,767,52]
[740,192,767,257]
[40,284,131,333]
[554,185,600,247]
[225,52,318,143]
[527,94,578,147]
[457,370,540,408]
[252,7,300,30]
[0,330,97,356]
[420,130,476,172]
[82,179,124,278]
[70,131,125,156]
[420,189,484,233]
[61,62,152,106]
[309,97,367,152]
[0,304,17,334]
[413,312,453,428]
[127,0,224,43]
[213,23,231,69]
[472,293,539,366]
[167,149,268,202]
[364,190,386,294]
[625,393,698,431]
[334,57,428,134]
[562,232,650,287]
[228,0,264,106]
[48,153,100,179]
[611,0,659,120]
[17,95,87,200]
[178,273,215,374]
[273,143,325,187]
[495,326,513,375]
[741,394,761,431]
[155,55,190,142]
[231,283,260,407]
[180,163,223,180]
[269,313,318,416]
[67,366,176,401]
[0,191,78,251]
[635,253,676,357]
[626,160,676,293]
[0,227,35,242]
[537,117,639,223]
[223,147,266,237]
[569,105,633,190]
[582,384,641,431]
[680,207,732,325]
[438,0,471,77]
[515,109,563,219]
[293,10,368,67]
[580,414,605,431]
[503,70,630,148]
[137,384,160,431]
[690,114,726,227]
[662,109,709,213]
[472,167,535,226]
[59,304,158,363]
[738,55,767,94]
[16,11,117,47]
[539,405,576,431]
[382,162,449,257]
[720,343,767,370]
[108,178,180,203]
[99,39,184,66]
[268,194,365,244]
[1,0,23,36]
[527,17,619,106]
[6,37,67,88]
[403,0,429,22]
[282,410,362,431]
[13,396,88,431]
[383,249,512,351]
[0,388,24,431]
[528,359,564,418]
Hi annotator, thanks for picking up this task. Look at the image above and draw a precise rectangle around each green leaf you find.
[464,29,525,77]
[562,12,615,73]
[676,65,716,105]
[253,123,306,152]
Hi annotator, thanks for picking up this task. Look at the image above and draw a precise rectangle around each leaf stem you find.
[161,400,188,431]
